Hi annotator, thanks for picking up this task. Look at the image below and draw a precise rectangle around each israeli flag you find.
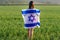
[22,9,40,28]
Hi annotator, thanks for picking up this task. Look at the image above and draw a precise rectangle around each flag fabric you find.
[22,9,40,29]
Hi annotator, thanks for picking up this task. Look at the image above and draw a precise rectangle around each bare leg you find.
[28,28,33,40]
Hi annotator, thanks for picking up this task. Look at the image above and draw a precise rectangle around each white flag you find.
[22,9,40,28]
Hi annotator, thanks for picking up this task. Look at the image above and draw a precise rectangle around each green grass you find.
[0,5,60,40]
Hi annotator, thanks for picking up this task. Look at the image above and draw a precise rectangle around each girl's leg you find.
[28,28,34,40]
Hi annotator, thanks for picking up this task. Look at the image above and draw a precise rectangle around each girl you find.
[28,1,34,40]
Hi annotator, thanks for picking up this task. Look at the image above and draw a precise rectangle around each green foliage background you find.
[0,5,60,40]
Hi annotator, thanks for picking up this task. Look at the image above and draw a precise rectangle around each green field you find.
[0,5,60,40]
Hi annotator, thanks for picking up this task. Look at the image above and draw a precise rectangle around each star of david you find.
[28,14,35,22]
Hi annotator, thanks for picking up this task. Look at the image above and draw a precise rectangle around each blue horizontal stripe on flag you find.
[22,10,40,14]
[24,22,40,27]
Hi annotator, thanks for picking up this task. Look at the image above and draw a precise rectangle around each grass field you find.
[0,5,60,40]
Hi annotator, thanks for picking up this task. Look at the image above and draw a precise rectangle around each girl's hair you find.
[29,1,34,9]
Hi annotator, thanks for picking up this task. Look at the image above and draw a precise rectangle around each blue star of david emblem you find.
[28,14,35,22]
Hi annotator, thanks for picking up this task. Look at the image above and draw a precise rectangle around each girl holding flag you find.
[22,1,40,40]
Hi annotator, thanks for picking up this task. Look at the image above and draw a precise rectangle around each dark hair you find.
[29,1,34,9]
